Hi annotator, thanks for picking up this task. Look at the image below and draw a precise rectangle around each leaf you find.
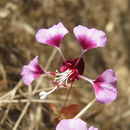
[60,104,81,119]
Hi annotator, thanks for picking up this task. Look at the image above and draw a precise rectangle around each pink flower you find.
[89,127,98,130]
[56,118,98,130]
[35,22,68,47]
[21,22,117,103]
[73,25,107,51]
[79,69,117,104]
[93,69,117,104]
[21,56,45,85]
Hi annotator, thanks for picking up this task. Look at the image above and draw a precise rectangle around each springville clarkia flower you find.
[21,22,117,104]
[56,118,98,130]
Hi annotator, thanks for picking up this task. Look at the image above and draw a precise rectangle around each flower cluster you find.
[56,118,98,130]
[21,22,117,104]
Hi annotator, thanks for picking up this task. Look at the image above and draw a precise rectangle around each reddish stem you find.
[60,82,74,113]
[74,50,84,68]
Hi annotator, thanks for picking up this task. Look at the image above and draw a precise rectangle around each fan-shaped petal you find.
[36,22,68,47]
[21,56,45,85]
[73,25,107,51]
[56,119,88,130]
[93,69,117,104]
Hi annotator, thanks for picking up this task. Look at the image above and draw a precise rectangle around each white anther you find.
[39,87,58,99]
[54,69,72,85]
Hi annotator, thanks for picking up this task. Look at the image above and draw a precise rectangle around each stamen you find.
[54,69,72,86]
[39,86,57,99]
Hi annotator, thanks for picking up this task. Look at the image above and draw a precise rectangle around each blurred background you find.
[0,0,130,130]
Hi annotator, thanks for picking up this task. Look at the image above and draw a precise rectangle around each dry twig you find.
[74,98,96,119]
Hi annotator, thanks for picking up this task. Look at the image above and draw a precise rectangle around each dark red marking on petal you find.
[32,64,44,78]
[46,34,63,47]
[78,36,96,50]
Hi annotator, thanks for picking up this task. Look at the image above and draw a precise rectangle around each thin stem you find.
[62,82,74,110]
[0,99,58,103]
[74,98,96,119]
[56,47,66,62]
[74,50,84,68]
[79,75,94,85]
[13,102,30,130]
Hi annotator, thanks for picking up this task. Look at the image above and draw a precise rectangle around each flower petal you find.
[73,25,107,51]
[36,22,68,47]
[21,56,45,85]
[93,69,117,104]
[56,118,88,130]
[89,126,98,130]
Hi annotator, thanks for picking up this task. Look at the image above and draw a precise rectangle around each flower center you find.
[60,57,85,82]
[53,69,73,86]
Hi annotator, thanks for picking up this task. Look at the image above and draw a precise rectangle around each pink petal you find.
[56,119,88,130]
[36,22,68,47]
[93,69,117,104]
[89,126,98,130]
[21,56,45,85]
[73,25,107,51]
